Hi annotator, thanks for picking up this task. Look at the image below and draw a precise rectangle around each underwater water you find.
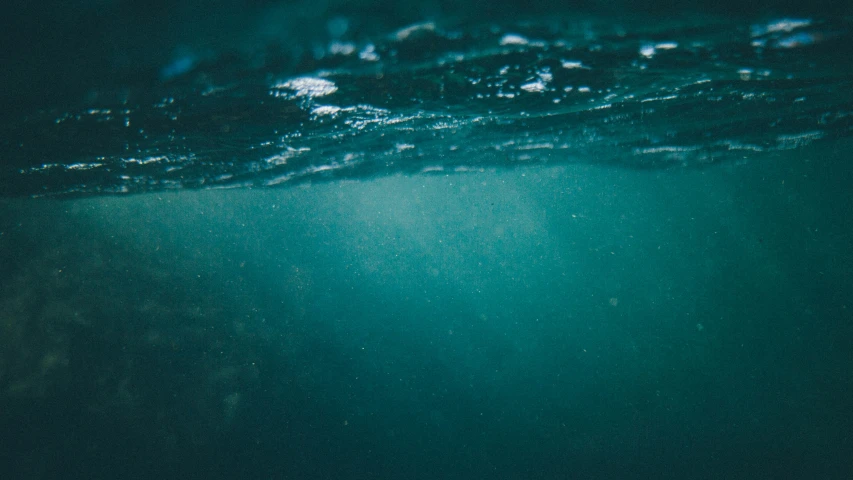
[1,2,852,479]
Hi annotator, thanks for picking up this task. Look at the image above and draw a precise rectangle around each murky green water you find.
[3,139,852,478]
[1,2,852,479]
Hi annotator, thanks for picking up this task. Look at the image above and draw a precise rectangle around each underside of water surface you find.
[1,9,851,196]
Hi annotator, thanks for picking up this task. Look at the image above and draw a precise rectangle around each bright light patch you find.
[520,81,546,93]
[311,105,342,116]
[271,77,338,98]
[500,34,529,46]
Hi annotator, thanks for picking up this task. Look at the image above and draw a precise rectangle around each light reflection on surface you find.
[2,16,851,197]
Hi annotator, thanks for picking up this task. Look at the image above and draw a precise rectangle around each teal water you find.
[4,15,852,196]
[2,137,851,478]
[2,2,853,479]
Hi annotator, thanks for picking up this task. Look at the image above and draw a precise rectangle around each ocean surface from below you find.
[1,15,851,196]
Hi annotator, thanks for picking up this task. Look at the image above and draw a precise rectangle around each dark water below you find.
[2,2,853,479]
